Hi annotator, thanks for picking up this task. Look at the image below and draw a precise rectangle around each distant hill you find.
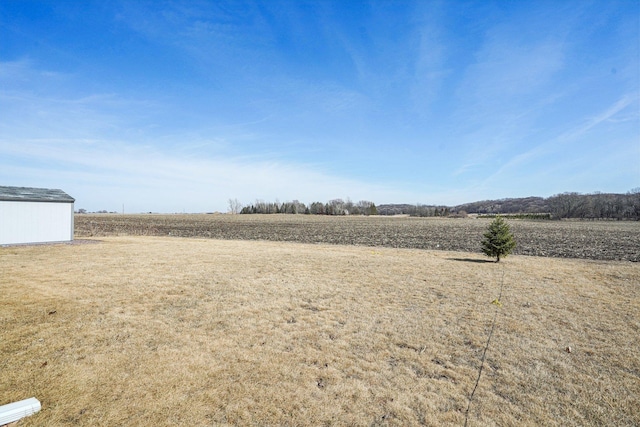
[453,196,548,214]
[234,192,639,220]
[379,191,640,220]
[378,197,549,216]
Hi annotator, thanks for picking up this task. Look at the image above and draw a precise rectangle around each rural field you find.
[75,214,640,262]
[1,216,638,426]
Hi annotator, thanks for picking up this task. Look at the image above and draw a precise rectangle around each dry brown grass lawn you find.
[1,236,638,426]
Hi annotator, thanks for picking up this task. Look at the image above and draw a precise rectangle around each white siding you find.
[0,201,74,245]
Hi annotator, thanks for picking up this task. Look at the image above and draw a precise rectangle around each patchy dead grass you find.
[1,236,638,426]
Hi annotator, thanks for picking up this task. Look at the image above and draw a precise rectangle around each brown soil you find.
[75,214,640,261]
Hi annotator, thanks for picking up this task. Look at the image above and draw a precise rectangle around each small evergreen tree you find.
[481,216,516,262]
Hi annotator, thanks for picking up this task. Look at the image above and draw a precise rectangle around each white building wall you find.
[0,201,74,245]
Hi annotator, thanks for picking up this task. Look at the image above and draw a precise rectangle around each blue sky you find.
[1,0,638,213]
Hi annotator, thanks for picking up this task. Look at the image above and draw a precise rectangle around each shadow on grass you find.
[447,257,496,263]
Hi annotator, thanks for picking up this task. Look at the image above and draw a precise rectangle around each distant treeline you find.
[455,191,639,220]
[375,204,452,217]
[451,196,549,215]
[239,199,378,216]
[545,191,639,220]
[234,190,640,220]
[377,197,550,217]
[379,191,640,220]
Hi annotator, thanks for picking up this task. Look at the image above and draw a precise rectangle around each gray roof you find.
[0,186,75,203]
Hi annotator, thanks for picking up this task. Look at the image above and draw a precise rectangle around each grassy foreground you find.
[1,236,638,426]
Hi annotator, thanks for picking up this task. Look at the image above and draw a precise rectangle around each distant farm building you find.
[0,186,75,245]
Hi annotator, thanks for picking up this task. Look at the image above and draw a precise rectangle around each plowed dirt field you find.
[75,214,640,261]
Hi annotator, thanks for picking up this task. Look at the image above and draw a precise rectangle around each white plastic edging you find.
[0,398,41,425]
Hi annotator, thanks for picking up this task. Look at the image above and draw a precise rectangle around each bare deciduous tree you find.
[228,199,243,214]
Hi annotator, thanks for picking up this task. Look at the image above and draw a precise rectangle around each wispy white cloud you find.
[557,94,638,143]
[475,93,640,193]
[455,34,566,125]
[409,2,450,115]
[446,13,574,182]
[0,59,418,211]
[0,136,419,212]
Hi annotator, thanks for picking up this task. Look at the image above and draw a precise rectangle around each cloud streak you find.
[0,136,421,212]
[557,94,638,143]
